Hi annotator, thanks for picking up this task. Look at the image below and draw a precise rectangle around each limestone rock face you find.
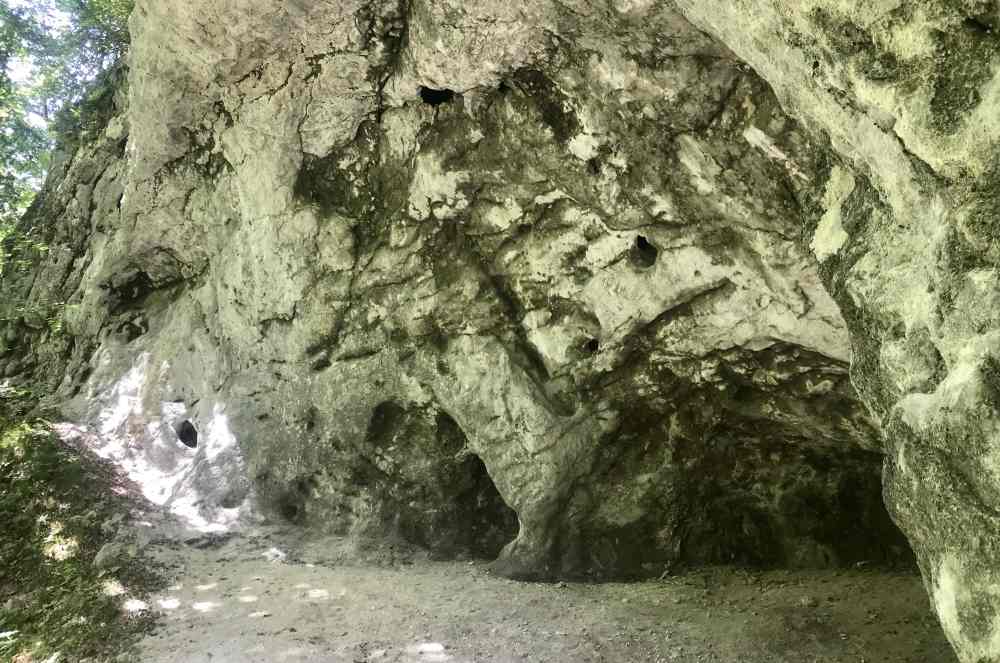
[671,2,1000,661]
[3,0,905,577]
[16,0,998,650]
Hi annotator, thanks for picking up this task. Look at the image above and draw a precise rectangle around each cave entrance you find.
[425,450,520,560]
[365,404,520,561]
[677,438,914,570]
[591,346,917,578]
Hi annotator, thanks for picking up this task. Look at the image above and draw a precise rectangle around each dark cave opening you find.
[279,500,300,521]
[390,409,519,560]
[434,450,520,560]
[419,86,456,106]
[676,440,914,570]
[174,420,198,449]
[306,403,521,560]
[578,342,919,579]
[630,235,659,268]
[257,405,520,554]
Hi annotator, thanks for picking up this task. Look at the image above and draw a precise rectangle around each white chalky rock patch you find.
[811,166,856,262]
[743,126,811,182]
[568,133,601,161]
[933,555,1000,660]
[408,153,469,220]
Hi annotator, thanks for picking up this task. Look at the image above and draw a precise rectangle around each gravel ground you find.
[134,529,957,663]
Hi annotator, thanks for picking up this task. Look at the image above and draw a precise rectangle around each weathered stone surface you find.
[15,0,1000,659]
[669,2,1000,660]
[1,1,907,574]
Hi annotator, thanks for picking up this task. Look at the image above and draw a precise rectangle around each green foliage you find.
[0,0,133,253]
[26,0,132,136]
[0,226,48,277]
[5,0,132,118]
[0,401,163,661]
[0,9,148,657]
[1,6,49,234]
[2,297,68,338]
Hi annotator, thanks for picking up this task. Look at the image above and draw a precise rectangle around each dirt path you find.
[132,528,956,663]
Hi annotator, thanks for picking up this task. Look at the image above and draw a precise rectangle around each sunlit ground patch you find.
[263,547,287,562]
[123,598,150,614]
[41,521,78,561]
[405,642,452,662]
[192,601,222,613]
[158,598,182,610]
[0,403,165,660]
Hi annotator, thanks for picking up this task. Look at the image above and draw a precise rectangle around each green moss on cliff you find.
[929,19,998,134]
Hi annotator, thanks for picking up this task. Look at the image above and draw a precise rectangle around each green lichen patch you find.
[511,69,581,144]
[955,154,1000,266]
[929,20,998,134]
[809,8,874,57]
[294,122,382,220]
[809,8,911,85]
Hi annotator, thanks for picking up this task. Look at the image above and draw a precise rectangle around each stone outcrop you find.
[672,2,1000,661]
[4,1,999,660]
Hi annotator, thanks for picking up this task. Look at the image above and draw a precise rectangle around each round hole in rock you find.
[419,86,455,106]
[175,420,198,449]
[583,338,600,354]
[630,235,659,268]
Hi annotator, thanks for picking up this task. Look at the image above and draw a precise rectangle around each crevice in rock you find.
[963,15,995,36]
[115,314,148,342]
[419,86,456,106]
[511,68,581,143]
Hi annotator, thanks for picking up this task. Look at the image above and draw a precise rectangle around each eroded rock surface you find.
[671,2,1000,661]
[8,1,998,660]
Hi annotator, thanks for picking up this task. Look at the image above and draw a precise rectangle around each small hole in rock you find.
[583,338,600,354]
[630,235,659,268]
[175,420,198,449]
[419,86,455,106]
[280,501,300,521]
[587,158,601,175]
